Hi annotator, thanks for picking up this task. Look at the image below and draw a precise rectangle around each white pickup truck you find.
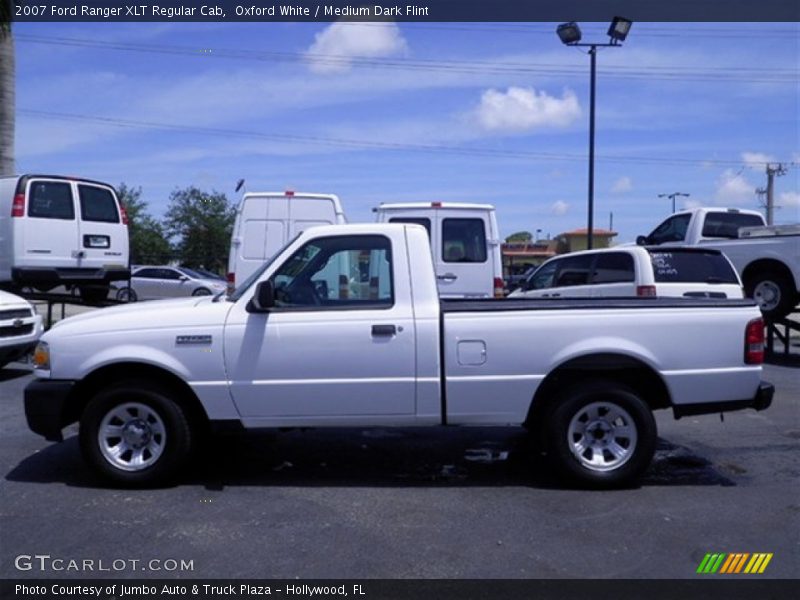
[637,207,800,318]
[25,224,773,488]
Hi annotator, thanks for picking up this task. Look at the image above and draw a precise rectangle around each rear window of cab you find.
[649,251,739,283]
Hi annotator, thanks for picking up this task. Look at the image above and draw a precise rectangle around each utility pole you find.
[658,192,690,213]
[757,164,786,225]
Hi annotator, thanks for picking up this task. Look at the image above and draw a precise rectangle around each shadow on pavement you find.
[0,366,32,383]
[6,427,735,490]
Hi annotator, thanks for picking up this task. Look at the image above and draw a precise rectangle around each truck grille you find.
[0,308,33,320]
[0,324,34,338]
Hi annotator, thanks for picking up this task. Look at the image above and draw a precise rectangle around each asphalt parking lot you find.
[0,355,797,581]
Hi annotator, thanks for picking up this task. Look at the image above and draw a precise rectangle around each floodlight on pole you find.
[659,192,690,213]
[556,17,632,249]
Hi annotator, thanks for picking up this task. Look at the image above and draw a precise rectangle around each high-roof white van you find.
[0,175,130,303]
[227,191,346,290]
[374,202,504,298]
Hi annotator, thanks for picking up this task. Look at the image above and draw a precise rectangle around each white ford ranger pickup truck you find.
[24,224,774,488]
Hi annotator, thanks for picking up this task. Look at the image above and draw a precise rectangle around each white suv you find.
[509,246,744,300]
[0,290,44,368]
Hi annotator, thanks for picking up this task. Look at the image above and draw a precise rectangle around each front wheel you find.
[192,287,212,296]
[545,381,656,488]
[79,382,193,486]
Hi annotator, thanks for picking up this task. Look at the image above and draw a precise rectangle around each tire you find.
[544,380,656,489]
[79,285,110,304]
[745,270,797,320]
[192,287,212,296]
[79,382,193,487]
[115,287,138,303]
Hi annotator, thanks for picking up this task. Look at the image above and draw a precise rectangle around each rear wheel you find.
[192,287,212,296]
[545,381,656,488]
[745,270,796,320]
[79,382,193,486]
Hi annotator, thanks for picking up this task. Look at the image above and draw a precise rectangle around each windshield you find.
[228,234,302,302]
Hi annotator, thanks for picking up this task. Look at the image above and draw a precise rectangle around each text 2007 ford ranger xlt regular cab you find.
[24,224,774,488]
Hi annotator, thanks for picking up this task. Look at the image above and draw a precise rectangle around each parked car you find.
[0,289,44,368]
[375,202,504,298]
[637,207,800,318]
[25,223,772,488]
[118,266,227,301]
[509,246,744,300]
[227,190,346,292]
[0,174,130,303]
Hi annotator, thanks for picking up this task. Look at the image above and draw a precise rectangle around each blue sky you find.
[13,21,800,242]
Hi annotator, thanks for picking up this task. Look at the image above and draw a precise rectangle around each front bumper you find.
[673,381,774,419]
[24,379,76,442]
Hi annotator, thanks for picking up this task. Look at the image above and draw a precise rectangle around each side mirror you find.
[247,280,275,313]
[635,235,648,246]
[179,275,190,281]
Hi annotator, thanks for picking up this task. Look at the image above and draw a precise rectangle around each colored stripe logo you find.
[697,553,773,574]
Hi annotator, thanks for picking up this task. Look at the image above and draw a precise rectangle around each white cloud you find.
[550,200,570,216]
[306,22,408,73]
[742,152,776,169]
[611,176,633,193]
[779,191,800,208]
[475,87,581,133]
[714,169,755,205]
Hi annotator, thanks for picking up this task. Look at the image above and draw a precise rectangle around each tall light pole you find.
[658,192,690,213]
[557,17,632,250]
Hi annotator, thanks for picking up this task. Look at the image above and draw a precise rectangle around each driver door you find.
[223,233,417,422]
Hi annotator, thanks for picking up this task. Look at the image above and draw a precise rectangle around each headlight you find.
[33,342,50,370]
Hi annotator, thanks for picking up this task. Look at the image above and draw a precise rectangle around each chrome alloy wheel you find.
[567,401,638,472]
[98,402,167,472]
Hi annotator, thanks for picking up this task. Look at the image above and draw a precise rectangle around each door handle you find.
[437,273,458,282]
[371,324,397,336]
[551,293,561,298]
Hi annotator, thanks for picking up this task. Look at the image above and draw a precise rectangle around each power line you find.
[15,35,798,83]
[19,108,796,168]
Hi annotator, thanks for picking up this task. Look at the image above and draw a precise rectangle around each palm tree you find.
[0,0,15,176]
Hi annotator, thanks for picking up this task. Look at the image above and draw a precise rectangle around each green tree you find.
[506,231,533,243]
[163,186,235,273]
[117,183,173,265]
[0,0,15,176]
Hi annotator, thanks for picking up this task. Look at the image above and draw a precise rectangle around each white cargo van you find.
[0,175,130,302]
[226,191,346,290]
[374,202,504,298]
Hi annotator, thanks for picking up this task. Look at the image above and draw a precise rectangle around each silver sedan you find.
[116,266,227,302]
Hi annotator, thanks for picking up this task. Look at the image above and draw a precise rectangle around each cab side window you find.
[553,255,593,287]
[592,253,635,283]
[270,235,393,309]
[648,214,691,244]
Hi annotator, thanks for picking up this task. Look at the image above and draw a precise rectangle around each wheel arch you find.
[65,362,210,430]
[524,353,671,428]
[742,259,796,290]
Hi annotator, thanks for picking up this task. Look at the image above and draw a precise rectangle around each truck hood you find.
[0,289,33,308]
[46,296,233,338]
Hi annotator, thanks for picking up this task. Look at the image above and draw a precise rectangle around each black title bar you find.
[8,0,800,22]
